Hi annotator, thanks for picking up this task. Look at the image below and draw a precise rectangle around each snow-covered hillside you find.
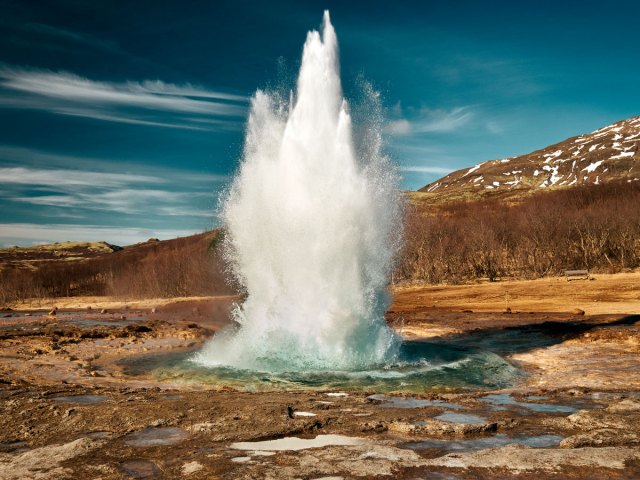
[421,116,640,195]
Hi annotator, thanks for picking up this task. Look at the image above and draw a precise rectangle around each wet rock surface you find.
[0,299,639,478]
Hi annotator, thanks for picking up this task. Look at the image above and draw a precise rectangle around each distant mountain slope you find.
[0,241,122,270]
[0,231,233,303]
[420,115,640,198]
[0,233,217,271]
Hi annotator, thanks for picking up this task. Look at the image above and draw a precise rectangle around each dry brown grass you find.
[8,294,238,311]
[396,181,640,284]
[392,271,640,316]
[0,231,235,305]
[3,182,639,306]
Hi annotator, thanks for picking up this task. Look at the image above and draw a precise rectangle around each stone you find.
[182,461,204,475]
[389,419,498,436]
[566,409,639,430]
[422,444,640,472]
[607,398,640,413]
[258,444,427,478]
[560,429,640,448]
[0,438,101,480]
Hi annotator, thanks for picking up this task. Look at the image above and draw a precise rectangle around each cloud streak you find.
[398,165,453,174]
[10,189,213,217]
[0,149,226,222]
[386,106,474,136]
[0,166,160,188]
[0,66,248,131]
[0,145,229,184]
[22,23,120,54]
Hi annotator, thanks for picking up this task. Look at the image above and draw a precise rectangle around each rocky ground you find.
[0,275,639,479]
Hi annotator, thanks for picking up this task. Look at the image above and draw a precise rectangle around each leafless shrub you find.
[1,231,235,304]
[3,181,639,304]
[396,181,640,283]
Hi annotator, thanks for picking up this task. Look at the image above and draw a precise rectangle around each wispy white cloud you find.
[386,106,474,136]
[5,175,216,217]
[0,166,160,188]
[0,145,229,184]
[13,188,173,209]
[0,66,248,130]
[22,23,120,54]
[0,67,245,114]
[57,109,214,131]
[386,118,412,135]
[398,165,453,174]
[156,205,213,217]
[130,80,246,102]
[485,120,504,134]
[0,149,226,221]
[0,223,198,247]
[432,57,547,98]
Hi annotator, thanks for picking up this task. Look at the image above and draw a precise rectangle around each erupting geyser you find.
[195,11,402,372]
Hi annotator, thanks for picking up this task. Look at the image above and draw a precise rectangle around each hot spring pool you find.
[120,340,519,392]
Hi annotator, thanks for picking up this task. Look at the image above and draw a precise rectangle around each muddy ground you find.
[1,275,639,479]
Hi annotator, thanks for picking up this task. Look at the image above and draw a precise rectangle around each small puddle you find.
[18,311,48,317]
[70,318,138,327]
[480,393,577,413]
[52,395,108,405]
[405,433,564,453]
[124,427,189,447]
[120,459,161,478]
[231,434,366,451]
[368,394,463,410]
[434,412,486,424]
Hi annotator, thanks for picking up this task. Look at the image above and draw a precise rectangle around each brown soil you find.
[0,275,639,478]
[392,271,640,316]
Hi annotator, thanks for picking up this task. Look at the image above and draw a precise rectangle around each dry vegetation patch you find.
[1,231,233,305]
[397,181,640,284]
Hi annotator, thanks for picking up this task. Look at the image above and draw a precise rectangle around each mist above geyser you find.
[195,11,402,372]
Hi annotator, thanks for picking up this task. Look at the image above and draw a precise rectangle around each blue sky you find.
[1,0,639,246]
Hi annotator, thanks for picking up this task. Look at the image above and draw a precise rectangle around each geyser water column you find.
[195,11,402,372]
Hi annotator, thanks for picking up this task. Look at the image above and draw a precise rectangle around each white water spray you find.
[195,11,402,372]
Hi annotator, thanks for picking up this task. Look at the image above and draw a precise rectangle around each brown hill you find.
[0,231,233,304]
[0,241,121,270]
[418,115,640,202]
[398,180,640,284]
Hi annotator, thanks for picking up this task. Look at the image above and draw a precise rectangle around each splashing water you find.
[194,11,402,372]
